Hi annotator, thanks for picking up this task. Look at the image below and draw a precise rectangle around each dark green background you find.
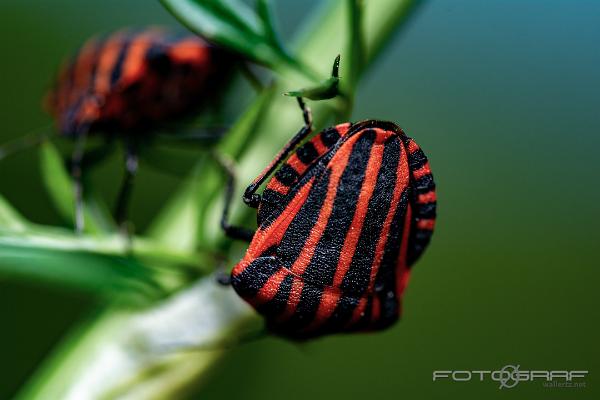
[1,0,598,399]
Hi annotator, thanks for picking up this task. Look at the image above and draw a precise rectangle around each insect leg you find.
[70,132,88,233]
[213,152,256,242]
[114,140,139,231]
[242,97,313,208]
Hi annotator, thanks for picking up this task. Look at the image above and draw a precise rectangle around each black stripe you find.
[408,148,428,170]
[87,39,104,91]
[301,130,376,287]
[258,244,278,258]
[61,37,105,136]
[414,174,435,194]
[407,169,436,266]
[320,127,341,147]
[146,43,173,77]
[371,189,409,329]
[258,154,330,229]
[110,39,133,86]
[341,135,401,296]
[276,281,322,333]
[407,228,434,267]
[296,141,319,165]
[257,189,286,225]
[274,163,300,186]
[277,169,331,269]
[231,257,280,299]
[352,295,374,331]
[257,274,293,317]
[317,295,361,335]
[258,124,355,230]
[416,202,437,219]
[375,189,409,289]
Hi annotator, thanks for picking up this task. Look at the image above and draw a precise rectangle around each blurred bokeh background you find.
[1,0,598,398]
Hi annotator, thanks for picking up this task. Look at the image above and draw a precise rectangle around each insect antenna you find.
[0,125,51,160]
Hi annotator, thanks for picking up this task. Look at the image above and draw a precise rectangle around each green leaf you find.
[145,161,207,253]
[39,141,115,234]
[147,87,272,252]
[346,0,365,95]
[257,0,287,56]
[161,0,282,68]
[284,55,341,100]
[218,85,274,158]
[0,231,161,300]
[138,146,209,177]
[0,195,28,231]
[200,87,274,247]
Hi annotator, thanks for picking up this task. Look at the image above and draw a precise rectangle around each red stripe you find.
[94,31,127,95]
[277,277,304,322]
[308,288,341,331]
[336,122,352,137]
[417,219,435,230]
[303,128,392,330]
[64,36,100,113]
[418,190,437,204]
[168,38,209,65]
[333,141,383,287]
[284,153,309,176]
[253,269,287,306]
[407,138,420,154]
[312,135,328,155]
[399,270,412,297]
[287,136,356,277]
[365,133,411,293]
[232,177,316,277]
[347,296,368,327]
[412,162,432,180]
[332,130,388,288]
[397,203,412,297]
[277,131,362,324]
[265,177,290,195]
[371,296,381,323]
[119,30,162,86]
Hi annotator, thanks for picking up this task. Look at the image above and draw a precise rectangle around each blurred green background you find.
[1,0,598,399]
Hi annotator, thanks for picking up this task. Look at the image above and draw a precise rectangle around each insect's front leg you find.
[214,152,256,242]
[114,139,139,235]
[70,131,88,233]
[242,96,313,208]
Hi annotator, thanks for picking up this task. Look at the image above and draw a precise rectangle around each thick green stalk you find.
[16,1,422,399]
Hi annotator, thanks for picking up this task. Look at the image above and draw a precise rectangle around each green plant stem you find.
[16,1,423,399]
[0,230,209,267]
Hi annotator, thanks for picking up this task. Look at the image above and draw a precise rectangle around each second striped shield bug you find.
[2,27,239,232]
[47,27,238,232]
[221,95,437,339]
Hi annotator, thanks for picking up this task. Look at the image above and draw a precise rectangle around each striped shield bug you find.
[46,27,236,138]
[1,27,239,232]
[220,97,436,339]
[45,27,238,231]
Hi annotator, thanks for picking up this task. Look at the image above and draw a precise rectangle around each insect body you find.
[47,28,234,136]
[223,100,436,339]
[43,28,236,231]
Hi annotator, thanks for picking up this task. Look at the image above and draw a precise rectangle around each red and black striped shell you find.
[46,28,235,137]
[231,120,436,339]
